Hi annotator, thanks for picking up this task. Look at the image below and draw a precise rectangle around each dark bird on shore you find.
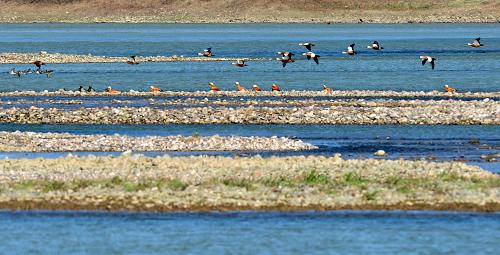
[468,37,483,48]
[32,60,45,70]
[198,48,214,57]
[126,56,140,65]
[299,42,315,51]
[342,44,356,55]
[232,59,247,67]
[420,56,436,70]
[78,86,85,92]
[303,52,320,64]
[367,41,384,50]
[87,86,95,92]
[277,51,295,67]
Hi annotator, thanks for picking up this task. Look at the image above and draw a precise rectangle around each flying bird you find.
[468,37,483,48]
[126,56,139,65]
[367,41,383,50]
[303,52,320,64]
[299,42,315,51]
[420,56,436,70]
[232,59,247,67]
[342,44,356,55]
[277,51,295,67]
[32,60,45,70]
[199,48,214,57]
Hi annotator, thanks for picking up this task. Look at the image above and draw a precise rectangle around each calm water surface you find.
[1,210,499,255]
[0,23,499,92]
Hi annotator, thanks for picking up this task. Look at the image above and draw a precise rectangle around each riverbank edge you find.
[1,201,499,213]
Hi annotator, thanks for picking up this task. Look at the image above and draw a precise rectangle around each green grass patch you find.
[363,190,379,201]
[304,169,329,185]
[263,176,294,187]
[167,179,188,191]
[342,172,367,186]
[222,178,254,190]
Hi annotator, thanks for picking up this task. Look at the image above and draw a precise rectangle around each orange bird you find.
[322,85,333,93]
[235,82,247,91]
[252,85,262,92]
[150,86,162,92]
[444,85,456,93]
[271,84,281,92]
[126,56,140,65]
[105,86,120,94]
[209,82,220,92]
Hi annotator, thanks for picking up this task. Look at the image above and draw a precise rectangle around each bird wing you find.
[431,61,435,70]
[282,61,287,67]
[306,55,311,60]
[306,44,312,51]
[474,38,480,44]
[421,58,428,65]
[313,56,319,64]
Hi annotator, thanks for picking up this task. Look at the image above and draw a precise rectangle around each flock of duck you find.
[6,37,484,94]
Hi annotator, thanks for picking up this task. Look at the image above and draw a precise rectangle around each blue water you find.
[0,210,499,254]
[1,23,499,92]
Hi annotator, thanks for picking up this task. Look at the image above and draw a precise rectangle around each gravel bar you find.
[0,155,498,212]
[0,131,316,152]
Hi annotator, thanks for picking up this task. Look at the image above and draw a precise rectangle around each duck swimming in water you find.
[232,59,247,67]
[126,56,140,65]
[444,85,456,93]
[299,42,315,51]
[150,86,162,92]
[277,52,295,67]
[303,52,320,64]
[252,85,262,92]
[322,85,333,93]
[271,84,281,92]
[468,37,483,48]
[367,41,383,50]
[342,44,356,55]
[420,56,436,70]
[198,48,213,57]
[235,82,247,91]
[209,82,220,92]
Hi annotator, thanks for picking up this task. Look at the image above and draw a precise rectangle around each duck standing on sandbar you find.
[78,86,85,92]
[322,85,333,93]
[199,48,213,57]
[271,84,281,92]
[105,86,120,94]
[150,86,162,92]
[420,56,436,70]
[87,86,96,92]
[277,52,295,67]
[252,85,262,92]
[342,44,356,55]
[235,82,247,91]
[444,85,456,93]
[209,82,220,92]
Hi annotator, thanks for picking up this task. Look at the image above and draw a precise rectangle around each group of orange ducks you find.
[103,83,456,94]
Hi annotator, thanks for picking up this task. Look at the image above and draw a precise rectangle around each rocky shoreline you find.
[0,99,497,124]
[0,155,498,212]
[0,52,269,64]
[0,131,316,152]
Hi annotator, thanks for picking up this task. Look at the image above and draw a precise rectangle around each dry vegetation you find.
[0,0,498,23]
